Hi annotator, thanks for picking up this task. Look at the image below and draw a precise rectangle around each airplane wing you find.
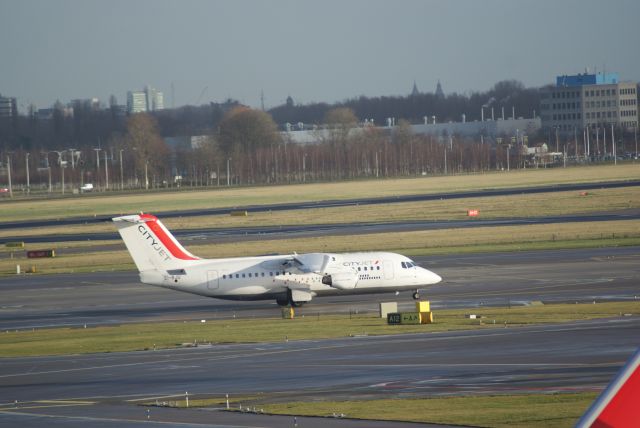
[273,273,320,303]
[273,272,320,289]
[290,253,332,274]
[576,346,640,427]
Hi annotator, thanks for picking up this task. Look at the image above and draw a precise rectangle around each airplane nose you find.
[430,272,442,284]
[420,268,442,284]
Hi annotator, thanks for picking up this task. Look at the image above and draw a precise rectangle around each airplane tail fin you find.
[576,346,640,428]
[112,213,200,272]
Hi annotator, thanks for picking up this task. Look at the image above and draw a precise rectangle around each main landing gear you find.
[276,290,306,307]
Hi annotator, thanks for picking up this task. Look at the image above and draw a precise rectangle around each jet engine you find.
[321,271,358,290]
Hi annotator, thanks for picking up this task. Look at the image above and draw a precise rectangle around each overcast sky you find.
[1,0,639,110]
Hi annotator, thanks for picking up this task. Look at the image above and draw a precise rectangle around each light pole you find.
[6,155,12,198]
[226,157,231,186]
[635,124,638,160]
[119,149,124,190]
[57,151,66,194]
[443,144,447,175]
[25,153,30,194]
[144,160,149,190]
[42,151,53,193]
[612,123,616,165]
[104,150,109,190]
[302,153,307,183]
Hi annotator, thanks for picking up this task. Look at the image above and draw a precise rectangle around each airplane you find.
[113,213,442,306]
[576,346,639,427]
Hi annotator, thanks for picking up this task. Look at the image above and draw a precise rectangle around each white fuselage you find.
[113,214,442,305]
[140,251,441,301]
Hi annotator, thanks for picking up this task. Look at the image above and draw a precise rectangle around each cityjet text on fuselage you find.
[342,260,380,268]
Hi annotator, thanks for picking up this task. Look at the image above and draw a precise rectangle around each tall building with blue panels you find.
[556,73,619,87]
[540,72,638,135]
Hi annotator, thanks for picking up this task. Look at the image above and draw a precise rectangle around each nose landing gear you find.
[412,290,421,300]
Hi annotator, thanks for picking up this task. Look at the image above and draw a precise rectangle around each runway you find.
[0,246,638,331]
[1,317,638,427]
[2,211,639,245]
[1,179,638,232]
[0,246,638,426]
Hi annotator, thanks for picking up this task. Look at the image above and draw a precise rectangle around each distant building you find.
[70,97,101,110]
[0,95,17,117]
[127,91,147,113]
[435,80,444,98]
[540,72,638,134]
[281,115,541,144]
[410,116,540,139]
[37,103,73,120]
[411,81,419,96]
[127,86,164,114]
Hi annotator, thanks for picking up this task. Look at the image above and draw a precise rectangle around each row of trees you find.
[1,77,638,194]
[3,104,637,195]
[269,80,540,126]
[0,80,539,153]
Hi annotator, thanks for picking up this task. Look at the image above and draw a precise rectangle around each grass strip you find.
[1,301,638,358]
[1,164,638,222]
[259,392,600,428]
[1,220,639,275]
[2,186,639,240]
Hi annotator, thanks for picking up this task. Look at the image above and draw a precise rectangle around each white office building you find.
[127,86,164,114]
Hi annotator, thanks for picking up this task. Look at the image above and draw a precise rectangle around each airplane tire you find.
[276,297,290,307]
[412,291,420,300]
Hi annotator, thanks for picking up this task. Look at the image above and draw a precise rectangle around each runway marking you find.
[126,394,196,402]
[0,409,265,427]
[298,362,621,368]
[430,279,629,299]
[0,400,95,410]
[1,318,637,380]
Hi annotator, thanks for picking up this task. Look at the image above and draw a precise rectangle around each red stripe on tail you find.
[140,214,199,261]
[591,358,640,427]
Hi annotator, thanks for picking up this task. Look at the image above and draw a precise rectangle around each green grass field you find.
[1,219,639,275]
[147,391,599,428]
[1,164,638,223]
[2,185,639,240]
[258,392,599,428]
[1,301,638,358]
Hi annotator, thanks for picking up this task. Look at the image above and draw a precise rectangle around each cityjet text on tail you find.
[113,213,442,306]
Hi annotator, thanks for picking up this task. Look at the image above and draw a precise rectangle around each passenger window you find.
[261,272,265,277]
[236,274,239,278]
[269,272,273,276]
[377,266,380,270]
[358,267,361,271]
[242,273,245,278]
[248,273,252,277]
[222,274,226,279]
[364,266,368,271]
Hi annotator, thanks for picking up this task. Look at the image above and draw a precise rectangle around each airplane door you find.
[207,271,219,290]
[383,260,394,280]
